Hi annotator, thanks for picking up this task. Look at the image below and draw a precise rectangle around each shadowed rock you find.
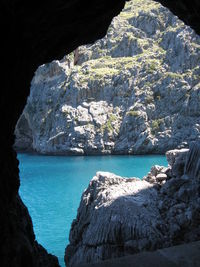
[65,143,200,266]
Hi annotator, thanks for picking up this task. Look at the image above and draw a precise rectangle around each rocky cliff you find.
[65,142,200,266]
[14,0,200,155]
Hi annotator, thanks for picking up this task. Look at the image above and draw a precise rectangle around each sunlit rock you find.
[15,0,200,155]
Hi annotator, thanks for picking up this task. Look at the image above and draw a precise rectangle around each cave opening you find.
[16,0,200,265]
[1,0,200,266]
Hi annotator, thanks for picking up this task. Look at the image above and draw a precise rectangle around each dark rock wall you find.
[155,0,200,35]
[0,0,127,266]
[0,0,200,266]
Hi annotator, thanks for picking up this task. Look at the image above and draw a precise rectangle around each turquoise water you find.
[18,153,167,267]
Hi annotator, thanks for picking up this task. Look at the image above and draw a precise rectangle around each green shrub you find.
[109,114,117,122]
[145,95,154,104]
[127,110,139,117]
[101,114,117,133]
[145,82,151,88]
[151,118,164,134]
[166,72,183,79]
[146,62,157,73]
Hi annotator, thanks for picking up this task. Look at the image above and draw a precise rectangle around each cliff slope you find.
[16,0,200,154]
[15,0,200,155]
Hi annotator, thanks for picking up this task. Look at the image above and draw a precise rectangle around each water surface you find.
[18,154,167,266]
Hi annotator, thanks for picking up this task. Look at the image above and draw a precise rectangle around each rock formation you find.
[15,0,200,155]
[65,142,200,266]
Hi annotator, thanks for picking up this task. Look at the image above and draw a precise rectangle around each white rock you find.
[156,173,167,181]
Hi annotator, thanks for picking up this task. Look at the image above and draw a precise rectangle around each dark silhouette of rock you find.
[155,0,200,35]
[184,142,200,178]
[0,0,127,266]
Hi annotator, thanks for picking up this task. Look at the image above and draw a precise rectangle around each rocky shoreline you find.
[65,142,200,266]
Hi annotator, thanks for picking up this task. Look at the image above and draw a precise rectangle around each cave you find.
[1,0,200,266]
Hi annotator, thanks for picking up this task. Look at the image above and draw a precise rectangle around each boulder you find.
[156,173,167,181]
[65,143,200,266]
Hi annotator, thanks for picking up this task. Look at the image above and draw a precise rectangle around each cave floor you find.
[77,241,200,267]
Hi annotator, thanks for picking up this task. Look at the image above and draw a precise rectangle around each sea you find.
[18,153,167,266]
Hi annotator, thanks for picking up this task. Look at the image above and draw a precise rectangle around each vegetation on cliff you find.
[15,0,200,155]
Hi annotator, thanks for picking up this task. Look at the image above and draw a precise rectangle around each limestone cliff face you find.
[15,0,200,155]
[65,142,200,266]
